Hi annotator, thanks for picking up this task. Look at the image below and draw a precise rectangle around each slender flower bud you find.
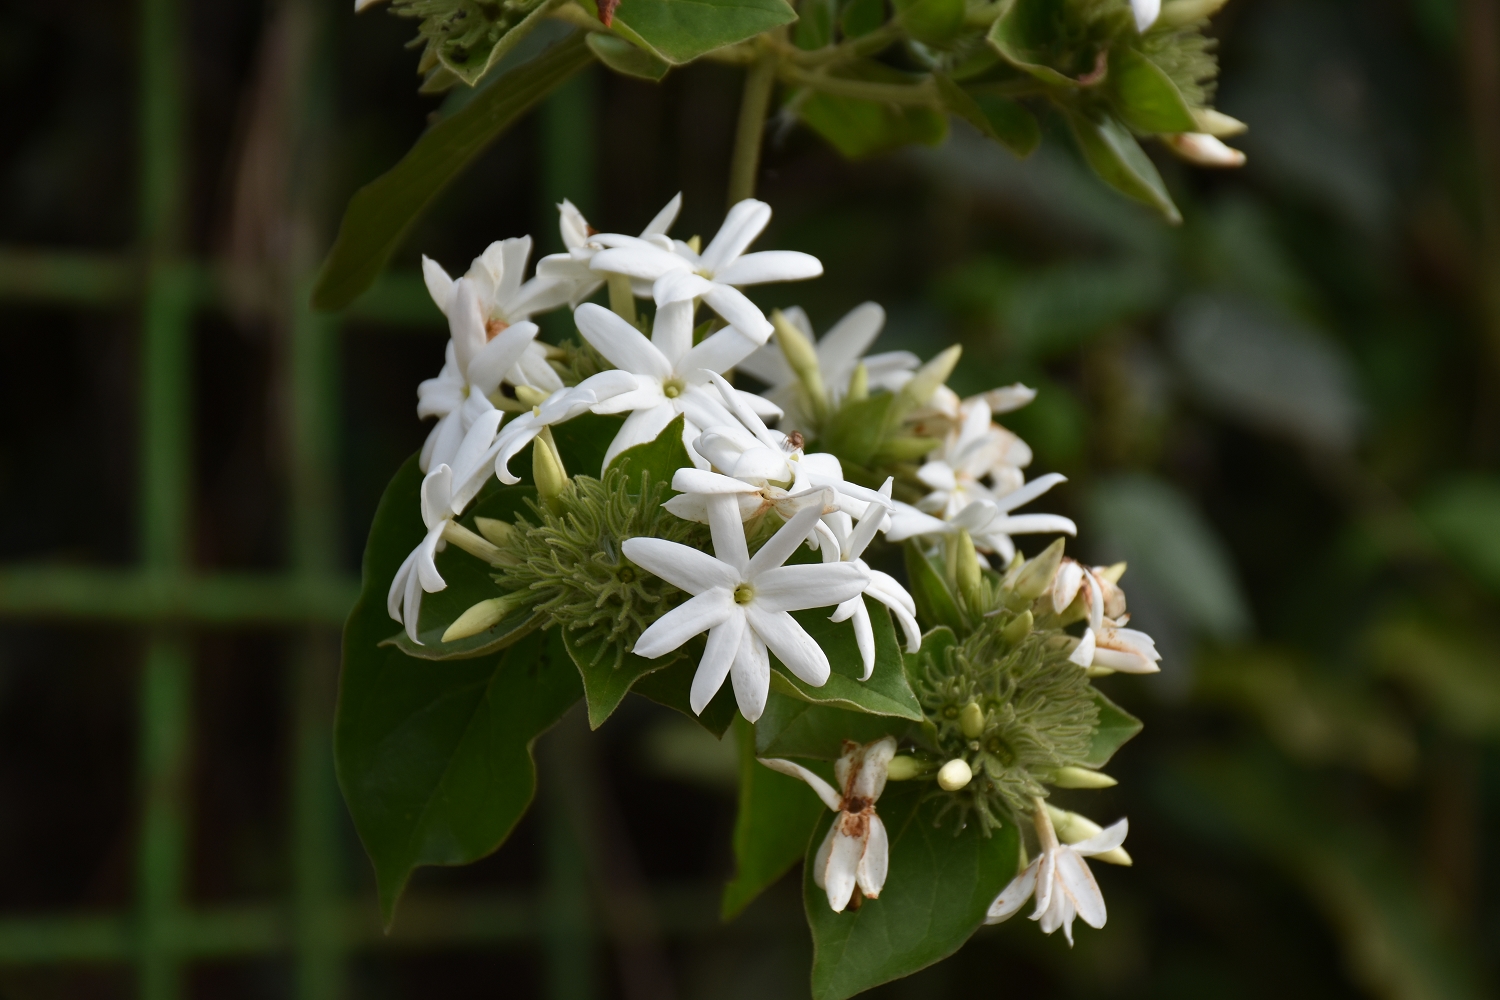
[956,529,983,608]
[607,273,637,324]
[1047,805,1132,865]
[896,345,962,414]
[772,309,830,419]
[514,384,550,408]
[1158,0,1228,27]
[533,430,569,512]
[847,361,869,402]
[1012,538,1067,602]
[1049,766,1118,789]
[1001,609,1033,646]
[473,516,516,547]
[442,593,524,642]
[1096,561,1127,585]
[937,758,974,791]
[441,521,507,566]
[1164,133,1246,168]
[959,701,986,739]
[886,755,931,781]
[1192,108,1248,137]
[873,436,941,461]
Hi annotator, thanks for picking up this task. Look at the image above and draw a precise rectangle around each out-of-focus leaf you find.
[934,75,1040,157]
[1419,476,1500,597]
[722,717,828,920]
[1108,45,1197,133]
[312,34,594,310]
[1082,689,1142,767]
[586,32,670,80]
[805,782,1020,1000]
[770,600,924,720]
[1168,295,1363,452]
[987,0,1096,88]
[892,0,965,45]
[402,0,569,89]
[1088,474,1251,641]
[1065,108,1182,223]
[840,0,885,38]
[755,692,916,760]
[819,391,897,468]
[1002,260,1169,358]
[798,65,949,159]
[631,644,740,737]
[1164,751,1484,1000]
[611,0,796,64]
[1198,648,1416,782]
[794,0,837,49]
[564,631,684,729]
[1366,616,1500,739]
[640,714,739,788]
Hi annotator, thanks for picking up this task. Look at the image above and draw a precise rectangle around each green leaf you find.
[606,412,690,495]
[902,542,965,634]
[631,645,740,737]
[610,0,797,65]
[1108,45,1196,133]
[312,34,595,310]
[1065,107,1181,223]
[1420,475,1500,598]
[818,391,896,468]
[797,64,949,159]
[563,630,685,729]
[805,782,1020,1000]
[934,75,1040,157]
[427,0,572,88]
[794,0,837,49]
[586,31,671,80]
[840,0,885,38]
[892,0,965,45]
[769,599,924,720]
[722,717,829,920]
[986,0,1090,88]
[1083,689,1142,767]
[551,411,626,479]
[755,691,916,760]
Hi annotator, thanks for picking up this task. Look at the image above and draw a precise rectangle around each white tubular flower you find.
[1164,132,1246,168]
[760,737,897,912]
[388,411,506,642]
[736,303,919,427]
[986,801,1128,945]
[1064,564,1161,675]
[416,278,548,472]
[885,474,1076,564]
[535,194,683,305]
[589,198,823,344]
[622,495,868,722]
[821,494,923,675]
[918,397,1036,516]
[1131,0,1160,32]
[483,373,638,490]
[573,302,776,470]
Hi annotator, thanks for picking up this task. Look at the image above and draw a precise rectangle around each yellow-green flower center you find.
[733,583,755,605]
[663,377,684,399]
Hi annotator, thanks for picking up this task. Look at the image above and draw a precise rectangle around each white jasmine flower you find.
[483,373,638,489]
[735,303,919,427]
[918,397,1036,516]
[1065,565,1161,675]
[572,302,776,470]
[1131,0,1160,32]
[985,801,1128,945]
[818,488,922,675]
[589,199,822,344]
[760,737,898,912]
[388,411,506,642]
[416,278,548,472]
[885,474,1077,564]
[535,194,683,305]
[623,495,868,722]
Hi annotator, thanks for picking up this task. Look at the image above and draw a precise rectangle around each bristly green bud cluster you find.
[389,0,551,92]
[488,467,709,666]
[914,613,1099,834]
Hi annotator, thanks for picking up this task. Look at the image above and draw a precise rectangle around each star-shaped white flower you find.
[820,493,922,676]
[885,472,1076,564]
[589,199,822,344]
[573,301,778,470]
[416,278,547,472]
[469,371,637,494]
[917,397,1037,516]
[1060,564,1161,675]
[623,495,868,722]
[761,737,897,912]
[388,410,506,643]
[985,802,1128,945]
[535,194,683,305]
[735,303,919,428]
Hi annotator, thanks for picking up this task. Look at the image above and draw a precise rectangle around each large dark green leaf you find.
[770,599,924,720]
[798,65,949,159]
[934,74,1040,157]
[1065,108,1182,223]
[337,456,580,923]
[756,691,916,760]
[987,0,1101,88]
[1108,46,1196,133]
[563,631,685,729]
[805,782,1020,1000]
[611,0,797,65]
[312,34,595,310]
[586,31,671,81]
[722,717,829,920]
[606,412,690,494]
[892,0,965,45]
[1082,688,1142,767]
[552,411,626,479]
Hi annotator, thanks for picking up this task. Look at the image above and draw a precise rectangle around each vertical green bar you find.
[538,69,597,245]
[137,0,191,994]
[542,729,595,1000]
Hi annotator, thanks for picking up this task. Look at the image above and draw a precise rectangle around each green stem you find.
[728,54,777,207]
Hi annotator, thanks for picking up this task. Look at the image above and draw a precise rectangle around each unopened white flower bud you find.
[959,702,986,739]
[1158,0,1228,27]
[473,516,516,548]
[533,430,569,511]
[937,758,973,791]
[1049,766,1118,789]
[442,594,522,642]
[886,756,930,781]
[1164,133,1246,168]
[1192,108,1248,137]
[514,384,550,408]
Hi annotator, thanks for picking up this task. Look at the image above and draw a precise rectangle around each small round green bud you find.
[959,701,985,739]
[937,758,973,791]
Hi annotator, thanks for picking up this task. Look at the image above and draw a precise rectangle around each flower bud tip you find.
[1050,766,1117,789]
[886,756,929,781]
[959,701,986,739]
[442,595,517,642]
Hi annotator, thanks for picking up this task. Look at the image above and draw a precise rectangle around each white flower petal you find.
[1055,848,1107,929]
[995,472,1068,514]
[589,240,689,281]
[707,493,751,575]
[1072,818,1129,856]
[856,813,888,898]
[746,606,830,687]
[701,283,773,344]
[642,192,683,236]
[822,825,864,912]
[622,537,740,595]
[747,502,828,576]
[692,612,747,714]
[759,758,843,811]
[731,628,772,722]
[1131,0,1160,32]
[603,401,677,472]
[752,563,868,615]
[653,270,715,306]
[387,548,419,623]
[986,859,1039,924]
[812,822,836,891]
[574,303,673,379]
[679,327,760,376]
[815,301,884,381]
[650,298,696,366]
[849,599,875,680]
[715,250,824,287]
[414,519,448,593]
[633,587,735,659]
[699,199,771,275]
[1070,628,1097,667]
[995,513,1078,536]
[1053,562,1084,614]
[422,256,455,314]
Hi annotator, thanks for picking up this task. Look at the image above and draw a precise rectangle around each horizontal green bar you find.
[0,246,441,328]
[0,567,359,625]
[0,884,781,964]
